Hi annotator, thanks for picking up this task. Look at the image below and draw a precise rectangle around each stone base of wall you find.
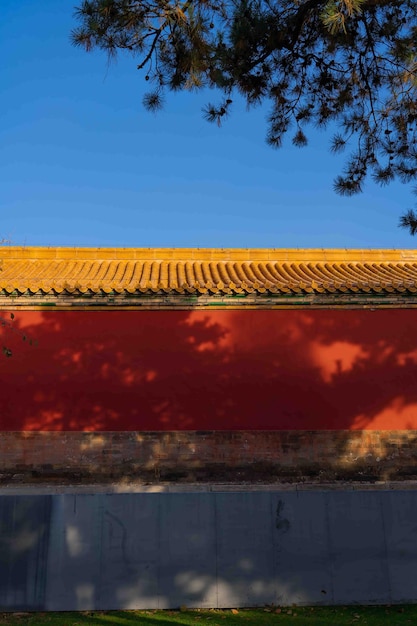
[4,490,417,610]
[0,430,416,484]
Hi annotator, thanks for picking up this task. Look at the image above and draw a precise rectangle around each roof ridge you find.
[1,246,417,262]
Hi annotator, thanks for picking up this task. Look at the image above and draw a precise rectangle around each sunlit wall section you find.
[1,309,416,432]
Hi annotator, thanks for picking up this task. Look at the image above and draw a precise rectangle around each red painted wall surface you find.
[1,309,416,431]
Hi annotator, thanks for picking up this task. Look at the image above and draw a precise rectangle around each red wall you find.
[1,309,416,431]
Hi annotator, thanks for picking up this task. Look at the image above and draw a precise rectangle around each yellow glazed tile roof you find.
[1,247,417,295]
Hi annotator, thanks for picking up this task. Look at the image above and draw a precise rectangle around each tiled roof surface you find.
[1,247,417,295]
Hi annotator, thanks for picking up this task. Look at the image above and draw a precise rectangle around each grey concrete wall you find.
[0,490,417,610]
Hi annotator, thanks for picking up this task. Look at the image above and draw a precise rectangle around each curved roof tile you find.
[1,247,417,295]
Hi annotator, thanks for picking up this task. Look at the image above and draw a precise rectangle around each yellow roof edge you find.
[1,246,417,262]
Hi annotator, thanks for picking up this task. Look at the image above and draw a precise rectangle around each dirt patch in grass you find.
[0,606,416,626]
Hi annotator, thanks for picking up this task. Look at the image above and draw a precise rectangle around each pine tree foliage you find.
[399,209,417,236]
[72,1,417,232]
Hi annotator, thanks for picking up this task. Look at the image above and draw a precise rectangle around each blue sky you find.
[1,0,416,249]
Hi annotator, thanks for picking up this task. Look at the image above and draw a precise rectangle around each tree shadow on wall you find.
[0,489,404,611]
[1,308,417,482]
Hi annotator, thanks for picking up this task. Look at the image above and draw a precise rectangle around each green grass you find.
[0,606,416,626]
